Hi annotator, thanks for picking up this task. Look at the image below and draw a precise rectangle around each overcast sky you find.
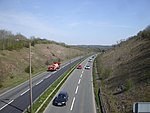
[0,0,150,45]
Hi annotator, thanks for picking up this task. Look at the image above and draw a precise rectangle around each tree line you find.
[0,29,67,51]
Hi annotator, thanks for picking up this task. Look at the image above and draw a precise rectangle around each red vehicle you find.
[77,64,82,69]
[48,62,61,71]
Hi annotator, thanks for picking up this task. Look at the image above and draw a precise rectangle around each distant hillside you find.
[0,30,88,93]
[77,45,111,49]
[77,45,111,52]
[96,26,150,113]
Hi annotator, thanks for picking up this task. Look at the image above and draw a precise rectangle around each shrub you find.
[9,75,14,79]
[45,60,50,65]
[125,79,133,91]
[25,65,34,73]
[0,83,3,88]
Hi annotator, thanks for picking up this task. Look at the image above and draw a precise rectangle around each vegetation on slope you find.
[0,29,88,93]
[0,30,70,51]
[96,26,150,113]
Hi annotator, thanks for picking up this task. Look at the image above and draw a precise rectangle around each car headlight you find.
[62,102,65,104]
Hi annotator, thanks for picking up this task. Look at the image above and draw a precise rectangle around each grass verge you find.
[93,59,101,113]
[25,58,85,113]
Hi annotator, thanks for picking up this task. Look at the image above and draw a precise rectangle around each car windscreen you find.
[58,94,66,99]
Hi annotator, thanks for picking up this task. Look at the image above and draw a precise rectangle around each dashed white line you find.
[75,86,79,94]
[21,89,29,96]
[0,100,14,110]
[78,79,81,84]
[70,97,76,111]
[82,70,84,74]
[80,74,83,78]
[85,62,88,66]
[45,74,51,79]
[45,76,49,79]
[36,79,43,85]
[51,71,57,74]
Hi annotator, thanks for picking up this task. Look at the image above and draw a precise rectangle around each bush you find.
[31,41,35,46]
[25,65,34,73]
[125,79,133,91]
[0,83,3,88]
[45,60,50,65]
[9,75,14,79]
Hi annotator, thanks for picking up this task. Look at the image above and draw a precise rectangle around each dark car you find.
[88,59,92,62]
[52,91,69,106]
[92,56,95,58]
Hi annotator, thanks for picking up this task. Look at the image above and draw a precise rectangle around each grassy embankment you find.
[0,43,87,94]
[95,26,150,113]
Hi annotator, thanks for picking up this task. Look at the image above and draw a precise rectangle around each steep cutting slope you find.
[96,26,150,113]
[0,43,87,93]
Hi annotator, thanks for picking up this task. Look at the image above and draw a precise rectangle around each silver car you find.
[85,65,90,69]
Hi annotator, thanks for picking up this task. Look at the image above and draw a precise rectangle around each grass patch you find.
[0,66,47,94]
[93,59,101,113]
[125,79,133,91]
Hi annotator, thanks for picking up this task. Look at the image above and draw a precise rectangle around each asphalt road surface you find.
[44,56,96,113]
[0,56,85,113]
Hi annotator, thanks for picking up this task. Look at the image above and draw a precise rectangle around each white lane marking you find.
[75,86,79,94]
[21,89,29,96]
[91,72,93,82]
[78,79,81,84]
[62,63,68,68]
[36,79,43,85]
[45,76,49,79]
[80,74,83,78]
[85,62,88,66]
[70,97,76,111]
[45,74,51,79]
[82,70,84,74]
[0,100,14,110]
[52,71,57,74]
